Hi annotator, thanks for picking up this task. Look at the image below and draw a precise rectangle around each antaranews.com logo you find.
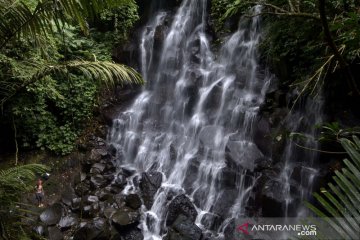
[235,218,359,240]
[237,221,316,237]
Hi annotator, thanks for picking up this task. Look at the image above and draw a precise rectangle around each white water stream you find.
[108,1,322,239]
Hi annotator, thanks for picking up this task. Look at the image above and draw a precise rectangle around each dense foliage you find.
[0,0,142,155]
[98,1,139,44]
[211,0,234,33]
[220,0,360,101]
[0,0,141,239]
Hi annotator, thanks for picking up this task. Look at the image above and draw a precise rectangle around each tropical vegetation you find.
[0,0,143,155]
[0,0,141,238]
[0,164,48,239]
[0,0,359,239]
[214,0,360,103]
[305,136,360,239]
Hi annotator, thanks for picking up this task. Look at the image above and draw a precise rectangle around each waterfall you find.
[280,96,324,218]
[108,0,276,239]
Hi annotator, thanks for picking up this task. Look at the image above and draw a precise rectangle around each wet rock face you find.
[61,186,77,207]
[58,215,78,230]
[90,174,109,189]
[253,117,272,157]
[75,181,91,196]
[90,163,106,174]
[216,167,240,188]
[225,140,263,171]
[166,194,197,226]
[112,42,139,68]
[114,172,128,188]
[223,218,236,240]
[111,227,144,240]
[48,226,63,240]
[125,194,142,210]
[89,148,109,163]
[121,228,144,240]
[82,203,100,218]
[39,203,63,226]
[199,125,224,149]
[210,189,238,219]
[200,212,222,231]
[139,171,163,209]
[165,214,202,240]
[73,218,110,240]
[70,197,82,212]
[120,166,137,178]
[111,208,140,229]
[110,207,143,240]
[260,177,301,217]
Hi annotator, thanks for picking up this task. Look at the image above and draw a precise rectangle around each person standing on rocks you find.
[35,179,45,207]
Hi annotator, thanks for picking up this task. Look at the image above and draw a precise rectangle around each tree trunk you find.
[318,0,360,95]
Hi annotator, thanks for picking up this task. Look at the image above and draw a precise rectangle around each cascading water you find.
[109,1,273,239]
[279,96,324,218]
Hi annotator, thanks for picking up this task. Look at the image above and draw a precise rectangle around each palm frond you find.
[43,60,144,86]
[0,0,56,49]
[0,0,130,49]
[340,137,360,169]
[305,136,360,239]
[0,60,143,105]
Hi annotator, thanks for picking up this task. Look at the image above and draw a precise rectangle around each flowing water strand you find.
[280,96,324,218]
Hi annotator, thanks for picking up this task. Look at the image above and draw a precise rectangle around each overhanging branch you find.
[249,2,321,20]
[245,11,320,20]
[318,0,360,95]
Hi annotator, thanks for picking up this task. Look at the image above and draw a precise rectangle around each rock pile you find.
[31,140,202,240]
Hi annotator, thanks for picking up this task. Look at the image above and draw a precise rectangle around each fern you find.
[0,163,49,206]
[0,164,48,239]
[305,136,360,239]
